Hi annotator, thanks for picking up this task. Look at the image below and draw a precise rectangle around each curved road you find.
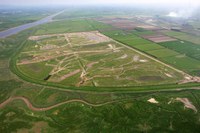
[0,10,64,38]
[0,97,116,111]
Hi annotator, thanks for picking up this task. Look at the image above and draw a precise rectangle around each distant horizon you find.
[0,0,200,8]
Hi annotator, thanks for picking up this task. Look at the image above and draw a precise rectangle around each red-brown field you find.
[96,18,138,30]
[141,34,177,43]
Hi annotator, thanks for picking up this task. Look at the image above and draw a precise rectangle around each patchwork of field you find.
[96,17,160,31]
[162,30,200,45]
[1,9,200,133]
[103,30,200,76]
[96,18,138,30]
[16,31,186,87]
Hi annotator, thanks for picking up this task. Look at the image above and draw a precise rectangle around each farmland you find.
[0,6,200,133]
[162,30,200,45]
[159,41,200,61]
[101,29,200,76]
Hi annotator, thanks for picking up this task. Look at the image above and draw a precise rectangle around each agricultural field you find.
[162,30,200,45]
[34,19,95,35]
[102,29,200,76]
[141,34,177,43]
[162,55,200,76]
[0,6,200,133]
[159,41,200,61]
[16,31,186,87]
[96,17,138,30]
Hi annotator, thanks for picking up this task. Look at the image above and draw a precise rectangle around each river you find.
[0,10,64,38]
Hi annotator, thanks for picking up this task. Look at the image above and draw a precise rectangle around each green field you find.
[34,19,114,35]
[162,55,200,75]
[162,30,200,45]
[133,43,165,51]
[34,19,94,35]
[0,8,200,133]
[146,49,180,58]
[159,41,200,61]
[101,29,200,76]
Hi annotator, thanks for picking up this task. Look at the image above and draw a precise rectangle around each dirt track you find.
[0,97,116,111]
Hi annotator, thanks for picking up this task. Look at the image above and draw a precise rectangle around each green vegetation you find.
[1,87,200,132]
[146,49,179,58]
[0,7,59,31]
[133,43,164,51]
[16,29,186,88]
[159,41,200,61]
[18,62,53,80]
[101,29,200,76]
[0,8,200,133]
[34,19,96,35]
[163,30,200,45]
[133,28,156,35]
[162,55,200,75]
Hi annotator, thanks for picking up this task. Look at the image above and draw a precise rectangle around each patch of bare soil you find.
[18,52,71,65]
[86,62,98,69]
[176,97,197,113]
[179,76,200,84]
[107,44,122,52]
[28,34,63,41]
[139,59,148,63]
[147,98,159,104]
[40,44,58,50]
[137,25,160,30]
[76,70,92,87]
[67,31,111,45]
[165,73,173,78]
[117,54,128,59]
[59,69,81,81]
[168,98,174,104]
[133,55,139,62]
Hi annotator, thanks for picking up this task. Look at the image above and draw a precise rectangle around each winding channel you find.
[0,97,116,111]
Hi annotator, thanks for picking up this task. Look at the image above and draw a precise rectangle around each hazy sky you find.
[1,0,200,7]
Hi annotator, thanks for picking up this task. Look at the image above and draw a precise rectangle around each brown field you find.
[96,18,139,30]
[96,17,163,31]
[141,34,177,43]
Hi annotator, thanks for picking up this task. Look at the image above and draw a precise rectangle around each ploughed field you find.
[16,31,186,87]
